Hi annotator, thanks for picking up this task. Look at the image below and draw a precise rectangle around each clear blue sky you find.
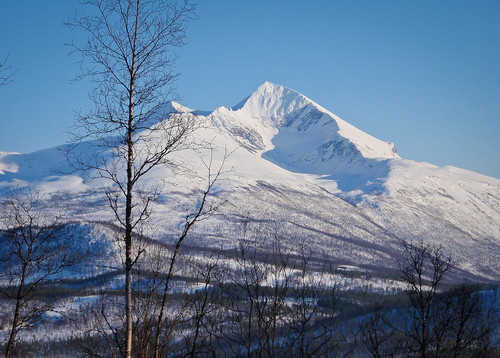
[1,1,499,178]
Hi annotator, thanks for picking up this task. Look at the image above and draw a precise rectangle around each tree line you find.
[0,200,498,357]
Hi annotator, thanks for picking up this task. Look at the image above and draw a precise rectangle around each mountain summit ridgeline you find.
[1,82,499,281]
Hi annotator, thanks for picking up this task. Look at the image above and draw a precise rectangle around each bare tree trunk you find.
[5,295,21,358]
[153,214,197,357]
[125,53,135,358]
[4,264,27,358]
[153,238,181,358]
[125,133,134,358]
[125,4,139,356]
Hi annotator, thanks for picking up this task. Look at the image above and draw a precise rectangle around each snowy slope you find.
[0,82,499,281]
[210,82,399,173]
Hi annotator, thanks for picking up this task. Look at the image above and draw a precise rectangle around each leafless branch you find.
[0,56,16,87]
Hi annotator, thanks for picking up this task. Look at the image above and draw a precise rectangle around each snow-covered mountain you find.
[1,82,499,282]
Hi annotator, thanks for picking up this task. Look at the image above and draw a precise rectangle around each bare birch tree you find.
[66,1,196,356]
[357,241,498,357]
[399,241,453,358]
[0,189,72,358]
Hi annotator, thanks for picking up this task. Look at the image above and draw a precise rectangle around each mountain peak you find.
[231,82,296,112]
[256,81,287,93]
[221,83,400,166]
[232,82,313,126]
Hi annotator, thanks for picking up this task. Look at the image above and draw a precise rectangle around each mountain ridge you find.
[0,82,499,281]
[207,82,400,183]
